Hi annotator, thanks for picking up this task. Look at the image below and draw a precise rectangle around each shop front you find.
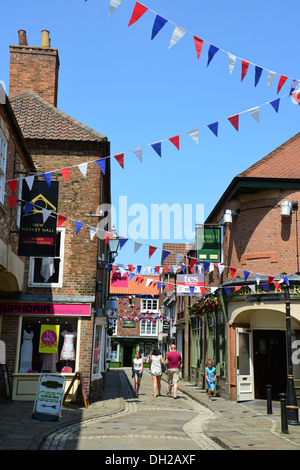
[0,300,94,401]
[110,337,158,368]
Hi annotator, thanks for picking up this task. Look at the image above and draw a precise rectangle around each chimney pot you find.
[18,30,28,46]
[41,30,50,48]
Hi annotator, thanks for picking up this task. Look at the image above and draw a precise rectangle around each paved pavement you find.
[0,368,300,451]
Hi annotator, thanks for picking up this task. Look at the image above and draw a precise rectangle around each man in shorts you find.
[165,344,182,399]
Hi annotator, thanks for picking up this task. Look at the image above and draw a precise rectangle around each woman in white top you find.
[149,347,165,397]
[132,350,143,397]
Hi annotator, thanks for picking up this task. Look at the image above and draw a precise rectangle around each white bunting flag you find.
[145,278,152,287]
[267,71,276,91]
[176,253,184,265]
[168,26,186,49]
[133,147,143,163]
[90,226,97,240]
[248,106,260,124]
[217,263,225,276]
[134,241,142,253]
[188,128,199,144]
[25,175,35,191]
[109,0,123,15]
[255,274,262,285]
[42,209,52,224]
[78,162,88,178]
[249,284,256,293]
[228,53,236,74]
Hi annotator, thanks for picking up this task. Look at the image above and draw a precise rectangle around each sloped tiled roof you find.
[110,274,160,295]
[238,132,300,179]
[161,243,190,266]
[9,90,106,142]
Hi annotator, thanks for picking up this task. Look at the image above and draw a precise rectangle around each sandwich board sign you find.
[32,373,66,421]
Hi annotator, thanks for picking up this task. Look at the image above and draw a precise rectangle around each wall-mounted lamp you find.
[223,209,240,225]
[281,201,298,217]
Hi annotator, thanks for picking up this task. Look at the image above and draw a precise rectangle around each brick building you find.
[190,133,300,404]
[0,30,111,402]
[109,272,161,368]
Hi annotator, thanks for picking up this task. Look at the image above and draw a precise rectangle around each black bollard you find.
[266,384,272,415]
[279,393,289,434]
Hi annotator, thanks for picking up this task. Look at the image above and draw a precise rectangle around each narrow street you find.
[42,369,223,451]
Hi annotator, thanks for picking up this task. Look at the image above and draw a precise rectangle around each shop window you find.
[141,298,158,312]
[111,342,121,362]
[18,316,77,374]
[0,127,8,206]
[28,228,65,287]
[140,319,158,336]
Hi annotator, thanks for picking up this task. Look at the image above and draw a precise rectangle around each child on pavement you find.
[205,359,217,401]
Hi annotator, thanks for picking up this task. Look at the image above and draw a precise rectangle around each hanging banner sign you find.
[18,180,59,257]
[177,274,204,296]
[32,373,66,421]
[39,325,60,353]
[0,302,91,316]
[196,227,221,262]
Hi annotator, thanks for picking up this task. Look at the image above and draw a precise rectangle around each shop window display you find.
[18,317,77,374]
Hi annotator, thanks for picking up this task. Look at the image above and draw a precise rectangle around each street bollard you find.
[266,384,272,415]
[279,393,289,434]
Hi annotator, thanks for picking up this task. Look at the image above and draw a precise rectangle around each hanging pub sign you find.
[18,180,59,257]
[196,226,221,262]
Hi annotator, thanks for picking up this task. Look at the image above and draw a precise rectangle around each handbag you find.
[161,363,166,373]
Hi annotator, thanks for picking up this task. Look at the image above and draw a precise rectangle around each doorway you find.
[253,330,287,400]
[123,344,134,367]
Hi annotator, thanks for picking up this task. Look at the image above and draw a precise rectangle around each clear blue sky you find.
[1,0,299,269]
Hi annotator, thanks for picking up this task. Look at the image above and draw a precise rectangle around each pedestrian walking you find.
[205,359,217,401]
[165,344,182,399]
[149,347,164,397]
[132,350,143,396]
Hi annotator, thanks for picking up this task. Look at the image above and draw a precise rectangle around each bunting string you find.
[5,92,294,189]
[110,0,300,92]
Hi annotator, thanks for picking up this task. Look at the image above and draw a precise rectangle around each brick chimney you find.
[9,30,60,107]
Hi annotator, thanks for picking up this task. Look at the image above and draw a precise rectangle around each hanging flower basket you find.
[106,327,114,336]
[188,296,221,316]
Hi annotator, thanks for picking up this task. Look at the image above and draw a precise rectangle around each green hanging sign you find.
[196,227,221,262]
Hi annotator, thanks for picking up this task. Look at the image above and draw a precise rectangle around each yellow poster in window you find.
[39,325,60,353]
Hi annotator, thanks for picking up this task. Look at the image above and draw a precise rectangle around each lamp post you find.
[282,278,300,425]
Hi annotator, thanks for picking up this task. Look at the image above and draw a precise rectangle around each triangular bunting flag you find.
[43,172,52,187]
[168,25,186,49]
[200,286,206,296]
[241,60,250,81]
[162,250,171,263]
[90,226,97,240]
[75,221,84,234]
[208,122,218,137]
[207,45,219,67]
[254,66,263,87]
[216,263,224,276]
[78,162,88,178]
[57,215,67,228]
[187,129,199,144]
[133,147,143,163]
[8,180,17,194]
[262,283,269,292]
[164,266,169,274]
[248,106,259,124]
[203,261,210,272]
[270,98,280,113]
[25,175,35,191]
[109,0,123,15]
[60,168,70,183]
[189,286,195,296]
[42,209,52,224]
[136,265,142,274]
[151,15,168,40]
[151,142,162,157]
[277,75,288,94]
[267,71,276,91]
[112,265,118,274]
[128,2,148,26]
[105,231,113,245]
[96,159,106,175]
[189,257,197,271]
[114,153,124,169]
[8,195,18,209]
[157,281,162,290]
[281,276,289,286]
[24,202,34,216]
[169,135,179,150]
[224,287,231,296]
[176,254,184,265]
[119,236,128,250]
[194,36,203,60]
[167,283,173,293]
[268,275,275,286]
[255,274,262,285]
[244,270,250,281]
[274,281,280,292]
[234,286,242,292]
[149,246,157,259]
[228,114,239,132]
[134,241,142,253]
[249,284,256,293]
[228,53,236,74]
[230,267,237,280]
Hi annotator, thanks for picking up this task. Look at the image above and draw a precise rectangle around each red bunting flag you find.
[114,153,124,169]
[128,264,134,272]
[8,179,17,194]
[194,36,204,60]
[128,2,148,26]
[61,168,70,183]
[169,135,180,150]
[57,215,67,228]
[200,286,206,296]
[164,266,169,274]
[155,266,160,274]
[277,75,288,94]
[105,231,113,245]
[273,281,280,292]
[112,265,118,274]
[268,275,275,286]
[167,283,173,293]
[149,245,157,259]
[230,267,237,280]
[189,257,197,271]
[228,114,239,132]
[241,60,250,81]
[8,195,18,209]
[234,286,242,292]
